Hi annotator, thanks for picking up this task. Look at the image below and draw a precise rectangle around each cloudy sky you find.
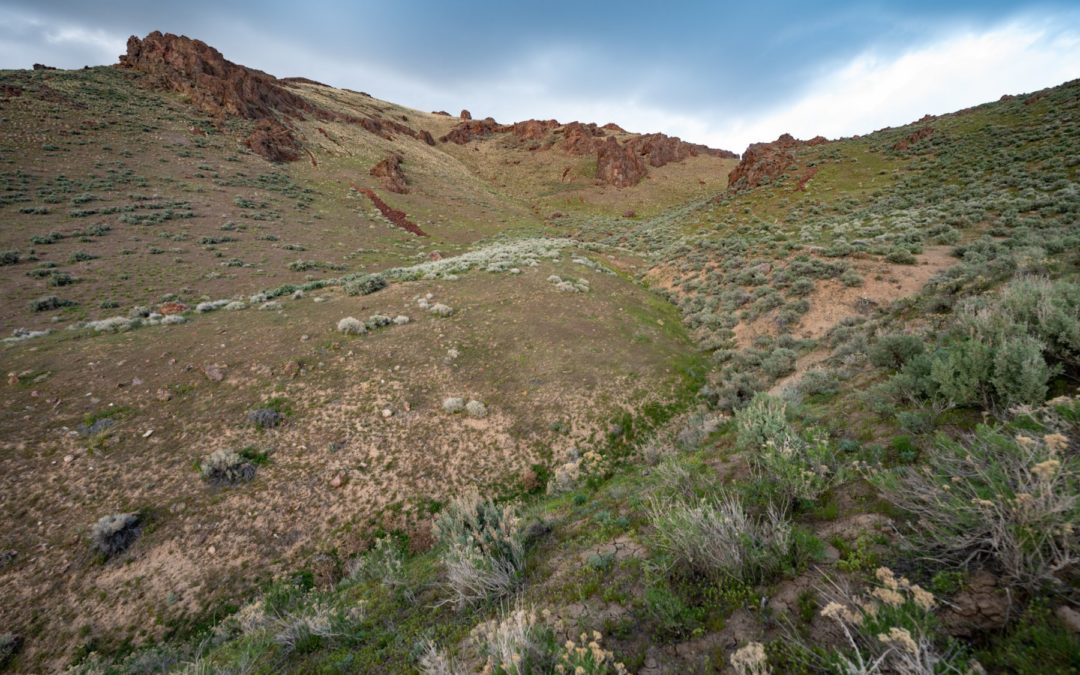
[1,1,1078,151]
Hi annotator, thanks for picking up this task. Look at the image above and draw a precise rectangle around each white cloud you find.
[380,13,1080,153]
[701,16,1080,151]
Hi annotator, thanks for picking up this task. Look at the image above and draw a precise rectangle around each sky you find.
[1,1,1078,151]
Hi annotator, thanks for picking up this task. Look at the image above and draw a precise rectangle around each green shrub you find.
[29,295,74,312]
[0,250,20,265]
[873,424,1077,590]
[343,273,387,296]
[646,493,795,585]
[868,334,925,371]
[434,491,525,607]
[885,248,917,264]
[735,392,791,450]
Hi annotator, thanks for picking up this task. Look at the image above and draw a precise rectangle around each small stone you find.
[1056,605,1080,635]
[381,408,393,418]
[142,429,154,438]
[63,454,73,463]
[155,388,172,401]
[208,546,216,555]
[202,364,225,382]
[330,474,344,488]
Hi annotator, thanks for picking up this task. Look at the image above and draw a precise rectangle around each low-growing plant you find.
[646,492,794,585]
[873,424,1077,590]
[435,491,525,607]
[343,273,387,296]
[201,449,257,485]
[91,513,141,558]
[29,295,75,312]
[735,392,791,451]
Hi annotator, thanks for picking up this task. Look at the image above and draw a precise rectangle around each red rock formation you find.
[432,110,451,116]
[353,185,428,237]
[158,302,188,315]
[370,153,409,194]
[727,133,822,192]
[602,122,625,132]
[440,117,505,144]
[119,32,436,161]
[510,119,560,141]
[119,32,317,121]
[892,126,934,152]
[559,122,604,155]
[1,84,22,97]
[459,109,472,120]
[281,77,330,87]
[245,119,301,162]
[596,136,647,188]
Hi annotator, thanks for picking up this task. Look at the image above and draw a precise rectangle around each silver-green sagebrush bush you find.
[201,449,257,485]
[872,421,1077,591]
[435,492,525,607]
[91,512,141,558]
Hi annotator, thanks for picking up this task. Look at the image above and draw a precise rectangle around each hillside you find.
[0,32,1078,674]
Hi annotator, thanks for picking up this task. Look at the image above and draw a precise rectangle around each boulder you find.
[370,153,409,194]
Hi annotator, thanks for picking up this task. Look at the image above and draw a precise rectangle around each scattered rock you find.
[201,364,226,382]
[1056,605,1080,635]
[941,569,1011,638]
[370,153,409,194]
[442,397,465,414]
[155,388,172,401]
[158,302,188,315]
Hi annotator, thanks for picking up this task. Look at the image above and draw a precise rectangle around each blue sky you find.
[2,1,1078,150]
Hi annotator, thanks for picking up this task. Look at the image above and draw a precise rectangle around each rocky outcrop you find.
[510,119,560,141]
[118,32,437,161]
[244,119,301,162]
[727,133,826,192]
[459,109,472,120]
[370,153,409,193]
[440,117,505,144]
[558,122,605,155]
[892,126,934,152]
[119,32,316,121]
[596,136,647,188]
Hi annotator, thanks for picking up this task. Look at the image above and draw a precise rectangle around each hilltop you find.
[0,32,1077,673]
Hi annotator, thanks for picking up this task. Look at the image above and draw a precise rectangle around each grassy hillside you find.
[0,51,1077,674]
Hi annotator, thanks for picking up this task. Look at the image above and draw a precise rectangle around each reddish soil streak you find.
[351,183,428,236]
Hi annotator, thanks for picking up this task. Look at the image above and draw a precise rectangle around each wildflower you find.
[1015,492,1035,507]
[820,601,859,623]
[910,584,936,610]
[878,626,919,655]
[875,567,899,590]
[871,587,905,607]
[730,641,771,675]
[1043,433,1068,453]
[1015,435,1036,449]
[972,498,995,508]
[1031,459,1061,482]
